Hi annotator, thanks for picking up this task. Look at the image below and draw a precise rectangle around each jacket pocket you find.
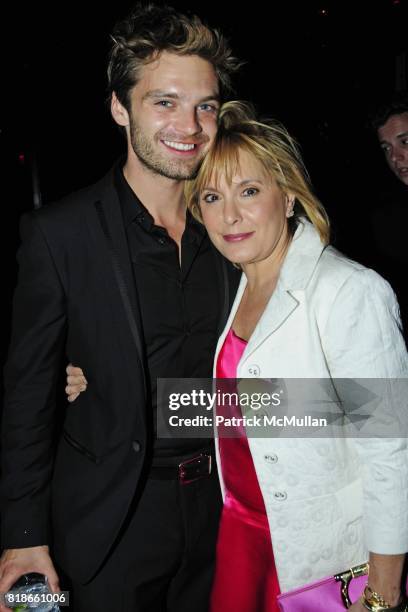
[62,430,101,464]
[334,478,364,524]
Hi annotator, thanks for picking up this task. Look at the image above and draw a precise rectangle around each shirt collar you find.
[114,161,153,230]
[114,160,206,243]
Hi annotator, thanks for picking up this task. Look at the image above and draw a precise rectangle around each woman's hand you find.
[65,364,87,402]
[348,552,405,611]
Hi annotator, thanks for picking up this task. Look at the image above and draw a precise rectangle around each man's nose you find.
[391,146,404,163]
[175,108,202,137]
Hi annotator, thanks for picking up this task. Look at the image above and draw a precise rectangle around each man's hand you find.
[0,546,59,612]
[65,364,87,402]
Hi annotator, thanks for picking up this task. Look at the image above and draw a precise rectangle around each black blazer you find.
[1,167,240,583]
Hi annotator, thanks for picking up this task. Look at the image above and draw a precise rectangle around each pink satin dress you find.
[210,329,280,612]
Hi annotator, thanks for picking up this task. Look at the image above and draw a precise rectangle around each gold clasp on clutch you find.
[334,563,369,608]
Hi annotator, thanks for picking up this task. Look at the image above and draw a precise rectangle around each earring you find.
[287,208,294,218]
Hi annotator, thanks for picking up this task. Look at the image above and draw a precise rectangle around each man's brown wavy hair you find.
[107,3,241,111]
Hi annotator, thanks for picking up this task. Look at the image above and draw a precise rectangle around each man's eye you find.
[198,104,218,113]
[156,100,173,107]
[381,144,391,153]
[202,193,218,203]
[242,187,259,197]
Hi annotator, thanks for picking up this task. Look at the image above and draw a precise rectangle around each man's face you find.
[115,52,220,180]
[378,112,408,187]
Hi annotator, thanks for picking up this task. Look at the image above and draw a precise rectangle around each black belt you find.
[149,452,213,484]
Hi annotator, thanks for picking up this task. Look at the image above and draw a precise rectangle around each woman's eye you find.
[242,187,259,197]
[202,193,219,203]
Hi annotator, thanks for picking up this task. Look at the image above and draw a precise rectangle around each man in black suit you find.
[0,5,240,610]
[368,93,408,338]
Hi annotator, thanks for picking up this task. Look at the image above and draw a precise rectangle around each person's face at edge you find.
[378,112,408,187]
[111,51,220,180]
[199,149,294,271]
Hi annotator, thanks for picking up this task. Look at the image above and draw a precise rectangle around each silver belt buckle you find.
[179,453,212,484]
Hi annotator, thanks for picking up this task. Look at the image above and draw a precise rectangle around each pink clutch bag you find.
[277,562,370,611]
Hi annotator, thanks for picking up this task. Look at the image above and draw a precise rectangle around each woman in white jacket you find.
[67,102,408,612]
[184,101,408,612]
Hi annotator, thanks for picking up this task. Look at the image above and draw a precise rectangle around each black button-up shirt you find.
[115,165,219,458]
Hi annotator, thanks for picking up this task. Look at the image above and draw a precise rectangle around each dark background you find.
[1,0,408,364]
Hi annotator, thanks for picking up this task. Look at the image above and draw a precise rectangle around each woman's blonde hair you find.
[185,101,330,244]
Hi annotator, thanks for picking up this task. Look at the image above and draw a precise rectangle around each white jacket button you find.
[264,453,278,464]
[273,490,287,501]
[247,364,260,376]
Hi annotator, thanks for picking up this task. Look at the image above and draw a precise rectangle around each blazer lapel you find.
[90,172,146,392]
[241,282,299,363]
[242,220,326,363]
[213,274,299,371]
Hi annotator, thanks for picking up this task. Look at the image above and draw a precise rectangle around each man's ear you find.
[111,92,130,127]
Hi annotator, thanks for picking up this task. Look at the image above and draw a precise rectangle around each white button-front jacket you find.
[213,220,408,593]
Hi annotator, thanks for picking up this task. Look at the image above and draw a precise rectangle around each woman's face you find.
[199,149,293,267]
